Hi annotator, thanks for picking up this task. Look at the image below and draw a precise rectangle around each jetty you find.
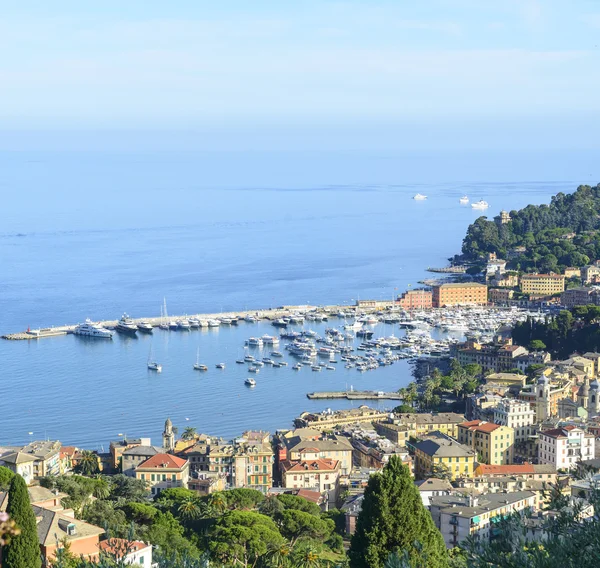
[307,391,403,401]
[2,304,347,341]
[426,265,467,274]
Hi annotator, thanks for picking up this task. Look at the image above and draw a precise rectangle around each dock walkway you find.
[307,391,402,400]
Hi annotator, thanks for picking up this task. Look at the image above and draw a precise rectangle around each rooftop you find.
[98,539,151,556]
[33,505,104,546]
[136,453,188,470]
[280,457,340,473]
[435,282,487,289]
[414,438,476,458]
[430,491,536,518]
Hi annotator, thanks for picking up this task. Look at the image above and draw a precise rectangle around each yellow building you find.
[135,453,190,496]
[387,413,465,439]
[457,421,515,465]
[520,274,565,296]
[413,438,476,480]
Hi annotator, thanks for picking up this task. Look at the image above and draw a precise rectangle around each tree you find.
[181,427,197,441]
[4,474,42,568]
[209,510,284,567]
[275,494,322,516]
[277,509,334,545]
[177,496,204,521]
[528,339,546,351]
[393,404,415,414]
[349,456,448,568]
[74,450,100,476]
[0,466,15,491]
[223,488,265,510]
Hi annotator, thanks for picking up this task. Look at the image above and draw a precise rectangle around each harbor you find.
[306,390,403,400]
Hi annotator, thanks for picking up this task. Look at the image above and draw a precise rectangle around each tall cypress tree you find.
[4,474,42,568]
[349,456,448,568]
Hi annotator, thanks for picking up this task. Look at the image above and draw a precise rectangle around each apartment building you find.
[396,289,433,309]
[430,492,537,548]
[413,437,476,481]
[538,426,595,470]
[457,421,515,465]
[135,453,190,496]
[431,283,488,307]
[493,399,536,442]
[520,274,565,297]
[377,413,466,440]
[280,448,340,494]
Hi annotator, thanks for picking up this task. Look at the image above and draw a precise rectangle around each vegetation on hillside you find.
[460,184,600,272]
[512,306,600,358]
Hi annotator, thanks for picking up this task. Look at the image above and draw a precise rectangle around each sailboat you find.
[159,298,169,330]
[147,346,162,373]
[193,347,208,371]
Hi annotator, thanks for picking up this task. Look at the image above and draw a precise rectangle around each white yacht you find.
[244,315,257,323]
[115,314,138,335]
[245,378,256,387]
[188,318,201,328]
[177,319,191,331]
[261,334,279,345]
[471,200,489,210]
[138,321,153,334]
[208,319,220,328]
[216,363,226,369]
[73,319,114,339]
[459,195,469,204]
[147,361,162,372]
[413,193,427,200]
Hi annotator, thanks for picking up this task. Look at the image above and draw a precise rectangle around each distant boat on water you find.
[471,200,489,210]
[459,195,469,204]
[413,193,427,200]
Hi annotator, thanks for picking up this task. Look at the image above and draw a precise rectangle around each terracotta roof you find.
[476,464,535,476]
[136,453,187,470]
[541,426,579,438]
[60,446,79,458]
[98,539,150,556]
[296,489,323,503]
[280,458,339,473]
[460,421,501,433]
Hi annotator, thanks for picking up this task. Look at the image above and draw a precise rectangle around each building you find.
[98,539,153,568]
[348,428,412,472]
[457,421,515,465]
[538,425,595,470]
[0,486,68,513]
[376,412,466,440]
[520,274,565,297]
[519,375,574,422]
[396,288,433,310]
[484,373,527,388]
[430,491,537,548]
[109,437,150,470]
[513,351,551,373]
[431,283,488,308]
[486,258,507,281]
[489,288,514,304]
[564,267,581,279]
[581,264,600,285]
[453,340,528,373]
[162,418,175,452]
[188,472,227,495]
[280,448,341,495]
[34,505,104,566]
[413,437,476,480]
[181,431,274,493]
[495,210,511,225]
[277,430,353,475]
[121,445,162,477]
[0,451,37,484]
[414,478,454,507]
[473,463,557,482]
[135,453,190,495]
[5,441,62,479]
[490,272,519,288]
[294,406,390,429]
[493,399,537,442]
[560,287,598,309]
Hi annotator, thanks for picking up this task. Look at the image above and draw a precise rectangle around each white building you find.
[430,491,537,548]
[280,449,341,494]
[414,478,453,507]
[538,426,595,470]
[493,399,537,442]
[98,539,153,567]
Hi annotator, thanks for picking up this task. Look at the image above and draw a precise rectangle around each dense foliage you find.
[3,474,42,568]
[512,307,600,358]
[349,456,448,568]
[460,184,600,272]
[35,475,345,567]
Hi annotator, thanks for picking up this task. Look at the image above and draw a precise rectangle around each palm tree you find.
[181,427,198,441]
[177,495,202,521]
[75,450,100,476]
[293,546,324,568]
[208,492,227,515]
[92,476,111,499]
[267,542,291,567]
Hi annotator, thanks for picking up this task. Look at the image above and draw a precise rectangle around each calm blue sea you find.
[0,149,580,448]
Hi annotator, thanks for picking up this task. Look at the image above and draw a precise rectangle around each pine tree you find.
[349,456,448,568]
[4,474,42,568]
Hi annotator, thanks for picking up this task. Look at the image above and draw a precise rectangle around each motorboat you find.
[244,315,257,323]
[325,365,336,371]
[311,365,322,372]
[271,351,283,357]
[471,200,489,210]
[292,363,302,370]
[248,366,260,373]
[459,195,469,204]
[219,318,233,325]
[272,319,288,328]
[261,334,279,345]
[236,359,245,364]
[73,319,114,339]
[279,361,288,366]
[177,319,191,331]
[244,355,256,362]
[168,321,178,330]
[245,378,256,387]
[247,337,263,347]
[138,321,153,334]
[413,193,427,200]
[188,318,201,328]
[208,319,220,328]
[147,361,162,372]
[215,363,226,369]
[115,314,138,335]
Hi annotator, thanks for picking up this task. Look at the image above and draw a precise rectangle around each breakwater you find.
[307,390,403,400]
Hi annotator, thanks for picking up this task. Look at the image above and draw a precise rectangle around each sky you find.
[1,1,600,155]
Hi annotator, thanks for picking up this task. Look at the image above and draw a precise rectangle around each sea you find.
[0,147,582,449]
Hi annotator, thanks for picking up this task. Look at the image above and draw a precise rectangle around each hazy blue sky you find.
[2,1,600,154]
